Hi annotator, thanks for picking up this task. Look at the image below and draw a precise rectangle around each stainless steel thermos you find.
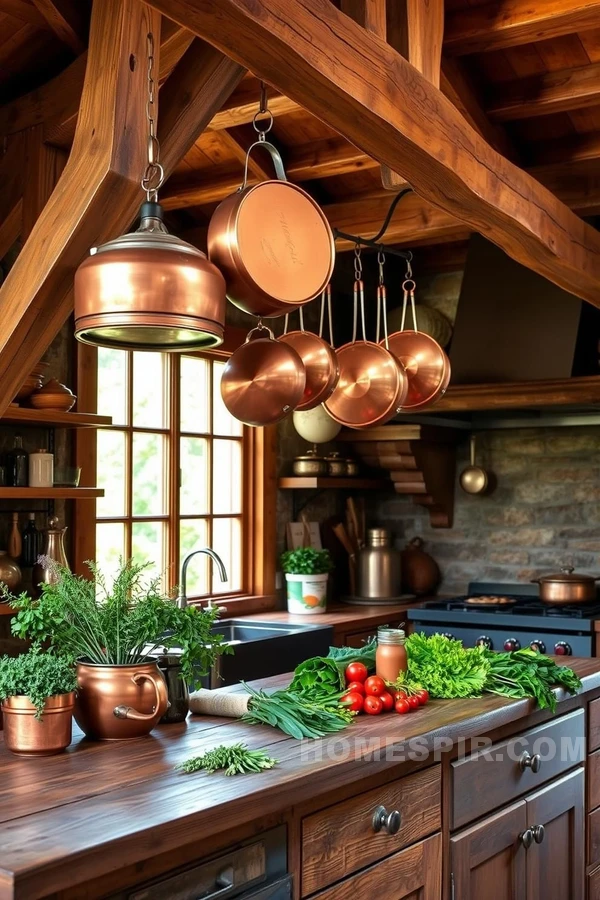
[357,528,401,599]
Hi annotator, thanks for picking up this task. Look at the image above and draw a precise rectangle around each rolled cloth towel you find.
[189,689,250,718]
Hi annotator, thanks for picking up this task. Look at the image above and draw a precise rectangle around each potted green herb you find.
[5,559,227,741]
[0,646,77,756]
[280,548,333,615]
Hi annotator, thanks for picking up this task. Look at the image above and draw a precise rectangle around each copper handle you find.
[113,672,169,721]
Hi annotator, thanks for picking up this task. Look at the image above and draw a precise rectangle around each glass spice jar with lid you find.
[376,627,407,683]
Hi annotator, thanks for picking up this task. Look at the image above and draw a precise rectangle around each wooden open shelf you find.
[1,408,112,428]
[426,375,600,413]
[0,487,103,500]
[278,477,389,490]
[0,605,15,616]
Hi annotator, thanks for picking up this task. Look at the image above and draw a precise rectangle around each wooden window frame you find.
[72,327,277,616]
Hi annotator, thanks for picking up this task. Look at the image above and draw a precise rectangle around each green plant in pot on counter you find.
[0,646,77,756]
[280,547,334,615]
[4,559,228,741]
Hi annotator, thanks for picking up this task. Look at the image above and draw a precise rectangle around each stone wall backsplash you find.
[368,425,600,594]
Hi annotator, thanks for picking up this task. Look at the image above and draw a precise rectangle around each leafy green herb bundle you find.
[288,639,377,700]
[241,683,354,740]
[280,547,334,575]
[178,742,277,776]
[483,647,582,713]
[0,646,77,719]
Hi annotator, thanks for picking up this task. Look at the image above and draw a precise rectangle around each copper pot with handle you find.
[532,565,600,605]
[208,139,335,318]
[220,323,306,427]
[74,660,169,740]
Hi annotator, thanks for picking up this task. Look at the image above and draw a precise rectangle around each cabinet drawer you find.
[301,765,441,896]
[590,699,600,753]
[451,709,584,829]
[309,833,442,900]
[590,865,600,900]
[589,808,600,869]
[589,750,600,811]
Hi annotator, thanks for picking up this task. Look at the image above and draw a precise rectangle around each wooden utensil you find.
[300,513,312,548]
[333,522,356,594]
[347,497,362,549]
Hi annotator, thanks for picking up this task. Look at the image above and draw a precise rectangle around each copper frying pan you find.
[220,324,306,427]
[383,279,450,410]
[278,286,339,410]
[324,267,407,429]
[208,140,335,318]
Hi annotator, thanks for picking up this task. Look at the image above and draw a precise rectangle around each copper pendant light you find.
[74,35,226,352]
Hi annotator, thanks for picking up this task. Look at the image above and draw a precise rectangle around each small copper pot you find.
[532,566,600,606]
[220,324,306,427]
[208,141,334,317]
[2,692,75,756]
[74,660,169,740]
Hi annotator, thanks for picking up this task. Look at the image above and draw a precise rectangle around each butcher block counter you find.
[2,659,600,900]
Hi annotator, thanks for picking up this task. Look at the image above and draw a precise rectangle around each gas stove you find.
[407,582,600,657]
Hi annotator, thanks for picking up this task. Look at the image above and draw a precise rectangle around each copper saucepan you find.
[383,279,450,410]
[324,254,407,429]
[220,324,306,427]
[531,565,600,606]
[279,286,339,410]
[208,140,335,318]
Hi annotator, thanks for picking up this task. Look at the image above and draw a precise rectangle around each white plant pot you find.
[285,573,328,614]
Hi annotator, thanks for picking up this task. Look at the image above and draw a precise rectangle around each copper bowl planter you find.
[74,660,169,741]
[1,692,75,756]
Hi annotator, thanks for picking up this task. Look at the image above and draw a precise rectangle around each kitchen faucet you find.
[177,548,228,610]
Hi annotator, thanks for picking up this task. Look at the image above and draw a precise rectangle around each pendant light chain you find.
[141,33,165,201]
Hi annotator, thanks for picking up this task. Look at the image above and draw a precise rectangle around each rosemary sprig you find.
[177,742,278,776]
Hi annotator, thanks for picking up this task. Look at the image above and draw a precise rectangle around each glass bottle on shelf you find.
[6,435,28,487]
[21,514,42,568]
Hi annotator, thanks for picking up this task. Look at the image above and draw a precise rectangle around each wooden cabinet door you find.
[451,801,527,900]
[525,768,584,900]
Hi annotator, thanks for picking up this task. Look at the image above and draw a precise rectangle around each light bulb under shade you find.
[74,220,226,352]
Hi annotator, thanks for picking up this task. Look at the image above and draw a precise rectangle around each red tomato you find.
[346,681,365,696]
[341,691,364,712]
[364,675,386,697]
[345,662,368,684]
[363,695,383,715]
[394,690,408,703]
[415,689,429,705]
[408,695,421,710]
[395,699,411,715]
[379,691,394,712]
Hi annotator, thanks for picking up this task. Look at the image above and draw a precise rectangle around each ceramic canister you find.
[29,450,54,488]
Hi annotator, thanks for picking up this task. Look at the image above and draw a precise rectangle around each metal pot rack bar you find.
[332,188,414,258]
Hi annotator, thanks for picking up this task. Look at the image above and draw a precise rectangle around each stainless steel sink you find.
[204,618,334,688]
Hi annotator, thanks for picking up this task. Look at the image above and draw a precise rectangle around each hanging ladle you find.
[459,434,489,495]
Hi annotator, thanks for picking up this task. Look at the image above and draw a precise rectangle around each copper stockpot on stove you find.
[532,566,600,606]
[208,141,335,318]
[74,660,169,740]
[220,323,306,427]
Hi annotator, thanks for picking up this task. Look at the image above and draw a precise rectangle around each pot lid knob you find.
[560,565,575,575]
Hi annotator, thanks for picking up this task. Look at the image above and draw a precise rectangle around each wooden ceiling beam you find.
[530,132,600,167]
[0,0,47,27]
[488,62,600,122]
[208,84,299,130]
[0,4,244,416]
[30,0,87,54]
[445,1,600,56]
[0,200,22,263]
[217,126,272,182]
[144,0,600,306]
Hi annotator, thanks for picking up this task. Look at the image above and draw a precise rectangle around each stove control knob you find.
[554,641,572,656]
[476,635,493,650]
[530,640,546,654]
[504,638,521,652]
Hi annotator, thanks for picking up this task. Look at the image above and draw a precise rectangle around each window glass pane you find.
[213,440,242,514]
[180,356,210,433]
[180,437,209,515]
[97,348,128,425]
[213,361,243,436]
[179,519,209,596]
[132,433,166,516]
[132,352,167,428]
[96,430,127,517]
[95,522,126,588]
[132,521,165,586]
[212,517,242,593]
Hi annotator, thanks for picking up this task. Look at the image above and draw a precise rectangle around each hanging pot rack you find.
[332,188,414,259]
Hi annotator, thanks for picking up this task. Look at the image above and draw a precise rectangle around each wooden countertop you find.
[242,600,424,639]
[0,658,599,899]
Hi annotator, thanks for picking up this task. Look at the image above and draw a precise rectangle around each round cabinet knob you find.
[476,635,493,650]
[531,824,545,844]
[520,828,533,850]
[554,641,572,656]
[504,638,521,651]
[530,640,546,653]
[372,805,401,835]
[519,751,542,774]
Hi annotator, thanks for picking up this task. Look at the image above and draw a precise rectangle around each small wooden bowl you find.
[30,378,76,412]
